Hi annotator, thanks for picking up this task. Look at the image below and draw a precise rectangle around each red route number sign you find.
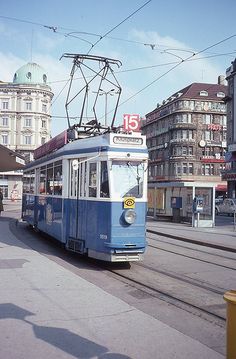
[123,114,140,132]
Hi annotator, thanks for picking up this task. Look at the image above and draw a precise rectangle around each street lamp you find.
[98,89,118,126]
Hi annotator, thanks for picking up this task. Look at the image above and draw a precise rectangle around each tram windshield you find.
[112,160,145,198]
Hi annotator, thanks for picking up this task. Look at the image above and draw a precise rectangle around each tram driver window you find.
[88,162,97,197]
[112,160,144,198]
[100,161,110,198]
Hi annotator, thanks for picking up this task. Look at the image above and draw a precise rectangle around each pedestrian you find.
[0,189,4,216]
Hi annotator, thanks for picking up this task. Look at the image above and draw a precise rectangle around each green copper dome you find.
[13,62,48,84]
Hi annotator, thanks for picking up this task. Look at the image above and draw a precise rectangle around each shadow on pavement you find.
[0,303,131,359]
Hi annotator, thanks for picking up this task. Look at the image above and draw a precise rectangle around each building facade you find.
[222,59,236,197]
[0,62,53,198]
[142,78,227,192]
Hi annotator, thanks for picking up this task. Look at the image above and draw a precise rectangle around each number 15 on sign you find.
[123,114,140,132]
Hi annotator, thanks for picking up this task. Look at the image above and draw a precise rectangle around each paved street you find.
[0,201,228,358]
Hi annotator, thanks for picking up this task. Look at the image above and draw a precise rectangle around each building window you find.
[202,147,213,156]
[24,117,32,127]
[183,163,187,174]
[202,164,214,175]
[24,135,32,145]
[189,163,193,175]
[25,102,32,111]
[176,163,181,175]
[2,117,8,126]
[41,137,46,145]
[203,114,211,124]
[2,134,8,144]
[217,92,225,98]
[204,131,214,141]
[42,104,47,113]
[173,113,192,124]
[200,90,208,96]
[218,164,225,175]
[2,101,9,110]
[221,115,227,126]
[41,119,46,128]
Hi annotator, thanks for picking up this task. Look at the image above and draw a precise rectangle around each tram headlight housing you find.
[124,209,137,224]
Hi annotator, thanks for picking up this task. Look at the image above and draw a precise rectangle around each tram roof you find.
[25,132,147,170]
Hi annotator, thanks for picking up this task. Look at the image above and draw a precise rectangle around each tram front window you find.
[112,160,144,198]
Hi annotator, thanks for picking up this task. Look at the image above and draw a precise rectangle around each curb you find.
[147,229,236,253]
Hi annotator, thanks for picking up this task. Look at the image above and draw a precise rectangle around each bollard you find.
[224,290,236,358]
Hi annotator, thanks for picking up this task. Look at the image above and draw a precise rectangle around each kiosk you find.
[148,181,216,227]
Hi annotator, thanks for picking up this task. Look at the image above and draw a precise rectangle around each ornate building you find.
[223,59,236,197]
[142,78,227,193]
[0,62,53,198]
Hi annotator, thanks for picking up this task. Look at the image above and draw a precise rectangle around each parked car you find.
[215,198,236,215]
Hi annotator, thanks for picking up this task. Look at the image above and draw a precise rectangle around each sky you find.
[0,0,236,136]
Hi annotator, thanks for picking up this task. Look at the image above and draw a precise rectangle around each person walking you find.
[0,189,4,216]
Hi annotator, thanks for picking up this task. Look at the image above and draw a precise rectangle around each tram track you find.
[147,228,236,253]
[147,233,236,261]
[134,261,226,295]
[147,238,236,271]
[106,265,226,327]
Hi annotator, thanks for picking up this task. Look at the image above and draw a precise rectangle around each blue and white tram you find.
[22,131,148,262]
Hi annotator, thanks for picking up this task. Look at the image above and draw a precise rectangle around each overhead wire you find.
[1,11,235,121]
[52,0,153,119]
[49,48,236,121]
[85,0,152,54]
[103,33,236,117]
[47,51,236,86]
[17,1,153,118]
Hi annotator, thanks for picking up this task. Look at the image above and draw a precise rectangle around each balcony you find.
[170,138,195,144]
[169,123,197,130]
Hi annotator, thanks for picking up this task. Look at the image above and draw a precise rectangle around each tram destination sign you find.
[113,136,143,145]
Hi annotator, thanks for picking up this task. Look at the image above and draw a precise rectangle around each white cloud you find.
[113,29,227,108]
[0,28,230,136]
[36,32,65,51]
[0,52,24,82]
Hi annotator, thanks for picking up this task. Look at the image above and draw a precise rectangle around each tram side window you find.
[80,162,84,197]
[23,171,31,193]
[30,170,35,193]
[46,165,54,195]
[84,162,87,197]
[54,161,62,195]
[70,160,79,198]
[38,162,63,196]
[100,161,110,198]
[23,170,35,194]
[89,162,97,197]
[39,166,46,194]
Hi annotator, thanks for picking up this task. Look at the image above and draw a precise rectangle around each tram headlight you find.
[124,209,136,224]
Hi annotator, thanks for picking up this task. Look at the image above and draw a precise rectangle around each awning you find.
[0,144,25,171]
[216,184,227,191]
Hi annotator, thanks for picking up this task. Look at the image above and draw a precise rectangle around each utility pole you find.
[98,89,118,126]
